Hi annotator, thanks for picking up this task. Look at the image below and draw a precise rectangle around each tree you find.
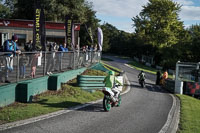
[186,25,200,62]
[100,23,136,54]
[0,0,12,18]
[132,0,184,66]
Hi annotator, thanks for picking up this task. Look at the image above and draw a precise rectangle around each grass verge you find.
[128,60,173,79]
[101,61,121,76]
[0,69,106,125]
[177,94,200,133]
[101,57,113,61]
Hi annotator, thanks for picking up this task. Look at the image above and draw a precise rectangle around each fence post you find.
[43,51,46,76]
[60,52,62,71]
[16,54,19,82]
[73,51,75,70]
[90,51,93,65]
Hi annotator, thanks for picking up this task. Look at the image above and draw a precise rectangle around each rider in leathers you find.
[104,71,122,98]
[138,70,146,83]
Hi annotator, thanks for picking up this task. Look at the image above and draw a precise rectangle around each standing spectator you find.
[30,52,40,78]
[90,45,94,51]
[85,45,89,63]
[58,43,68,52]
[82,46,86,52]
[93,44,98,62]
[24,40,33,52]
[55,43,68,71]
[160,70,168,86]
[85,45,89,51]
[19,53,28,78]
[75,44,80,67]
[46,43,57,75]
[81,46,87,66]
[0,56,5,83]
[94,44,98,52]
[24,40,33,65]
[156,71,161,85]
[3,34,21,83]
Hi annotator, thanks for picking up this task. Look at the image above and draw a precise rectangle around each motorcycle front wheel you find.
[103,96,111,111]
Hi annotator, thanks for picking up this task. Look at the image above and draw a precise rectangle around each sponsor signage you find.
[74,23,80,31]
[33,0,46,51]
[65,16,73,46]
[0,19,65,30]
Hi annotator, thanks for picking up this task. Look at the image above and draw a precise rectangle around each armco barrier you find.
[165,79,175,93]
[48,68,86,90]
[77,75,106,91]
[0,83,17,107]
[16,76,48,102]
[0,67,87,106]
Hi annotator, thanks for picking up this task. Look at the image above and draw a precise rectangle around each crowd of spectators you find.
[0,35,100,83]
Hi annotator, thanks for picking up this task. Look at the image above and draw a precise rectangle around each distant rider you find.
[138,70,146,83]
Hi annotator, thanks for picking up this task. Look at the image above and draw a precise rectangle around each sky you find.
[87,0,200,33]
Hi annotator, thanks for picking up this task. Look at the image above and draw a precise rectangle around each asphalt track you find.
[0,56,179,133]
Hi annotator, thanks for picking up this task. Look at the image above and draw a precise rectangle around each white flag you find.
[97,27,103,51]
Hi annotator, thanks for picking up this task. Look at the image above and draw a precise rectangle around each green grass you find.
[101,57,113,61]
[0,69,105,125]
[177,95,200,133]
[101,61,121,76]
[81,69,108,76]
[128,60,174,79]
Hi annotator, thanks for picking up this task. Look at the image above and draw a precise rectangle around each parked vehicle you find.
[102,83,122,111]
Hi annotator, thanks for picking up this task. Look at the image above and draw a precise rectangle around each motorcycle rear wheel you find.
[103,96,111,111]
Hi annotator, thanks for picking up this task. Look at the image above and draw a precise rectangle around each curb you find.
[158,94,180,133]
[0,74,131,131]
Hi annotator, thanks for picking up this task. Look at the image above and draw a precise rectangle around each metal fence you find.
[0,51,101,85]
[176,62,199,82]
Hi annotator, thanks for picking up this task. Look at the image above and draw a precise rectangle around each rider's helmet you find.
[141,70,144,73]
[109,71,115,75]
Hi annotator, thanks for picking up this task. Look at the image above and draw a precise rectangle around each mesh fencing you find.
[177,62,199,82]
[0,51,101,85]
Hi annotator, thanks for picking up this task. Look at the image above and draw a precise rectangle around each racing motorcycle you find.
[102,83,122,112]
[139,78,145,88]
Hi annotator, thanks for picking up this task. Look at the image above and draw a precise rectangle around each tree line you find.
[102,0,200,69]
[1,0,200,69]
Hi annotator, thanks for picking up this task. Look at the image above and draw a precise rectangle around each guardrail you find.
[77,75,106,91]
[0,51,101,85]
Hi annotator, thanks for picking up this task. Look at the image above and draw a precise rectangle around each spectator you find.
[30,51,40,78]
[58,43,68,52]
[94,44,98,52]
[55,43,68,71]
[80,46,87,66]
[24,40,33,52]
[85,45,89,62]
[0,56,5,83]
[19,53,28,78]
[156,71,161,85]
[3,34,21,83]
[90,45,94,51]
[160,70,168,86]
[46,43,57,75]
[75,44,80,67]
[85,45,89,51]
